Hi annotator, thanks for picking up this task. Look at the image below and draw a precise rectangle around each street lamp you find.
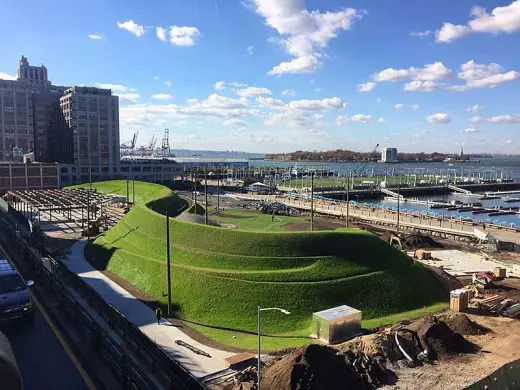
[257,306,290,390]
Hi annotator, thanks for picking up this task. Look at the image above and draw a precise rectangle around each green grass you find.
[82,180,447,350]
[211,209,307,232]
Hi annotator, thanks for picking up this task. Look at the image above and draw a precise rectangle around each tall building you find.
[381,147,398,163]
[60,86,120,181]
[0,56,71,163]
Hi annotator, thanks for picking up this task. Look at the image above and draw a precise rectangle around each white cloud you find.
[118,93,141,103]
[378,117,386,123]
[462,127,477,133]
[247,46,254,55]
[435,23,470,43]
[351,114,372,123]
[151,93,173,100]
[281,89,296,96]
[156,27,167,41]
[236,86,272,98]
[223,118,248,127]
[455,60,520,90]
[288,97,347,111]
[435,1,520,43]
[373,61,451,82]
[470,116,482,123]
[335,115,350,125]
[88,33,104,40]
[394,103,404,109]
[164,80,172,87]
[252,1,365,75]
[256,96,283,107]
[117,20,145,37]
[94,83,136,93]
[426,112,452,124]
[168,26,201,46]
[404,80,439,92]
[410,30,432,38]
[466,105,482,114]
[412,104,420,111]
[357,81,376,92]
[487,114,520,124]
[214,81,225,90]
[0,72,16,80]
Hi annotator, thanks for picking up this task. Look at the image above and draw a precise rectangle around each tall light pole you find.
[346,176,350,228]
[310,172,314,231]
[397,182,401,234]
[257,306,290,390]
[166,211,172,316]
[205,171,208,225]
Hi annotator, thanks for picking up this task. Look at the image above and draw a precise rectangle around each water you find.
[251,156,520,180]
[370,193,520,227]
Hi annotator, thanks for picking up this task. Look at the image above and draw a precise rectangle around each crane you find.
[120,131,139,156]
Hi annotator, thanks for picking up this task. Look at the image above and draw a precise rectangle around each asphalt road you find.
[0,247,89,390]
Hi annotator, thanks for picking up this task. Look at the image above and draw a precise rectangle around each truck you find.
[0,258,35,326]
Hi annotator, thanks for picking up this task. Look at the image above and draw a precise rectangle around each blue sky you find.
[1,0,519,154]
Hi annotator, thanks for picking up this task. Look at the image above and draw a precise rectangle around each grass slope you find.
[211,209,307,232]
[83,181,446,348]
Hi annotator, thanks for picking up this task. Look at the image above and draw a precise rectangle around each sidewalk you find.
[62,240,234,379]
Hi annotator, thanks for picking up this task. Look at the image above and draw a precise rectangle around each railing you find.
[0,207,205,390]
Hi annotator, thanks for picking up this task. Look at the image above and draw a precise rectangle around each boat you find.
[473,209,491,214]
[488,211,517,216]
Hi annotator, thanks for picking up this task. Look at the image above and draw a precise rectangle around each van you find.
[0,258,34,326]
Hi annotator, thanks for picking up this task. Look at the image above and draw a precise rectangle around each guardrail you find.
[0,207,204,390]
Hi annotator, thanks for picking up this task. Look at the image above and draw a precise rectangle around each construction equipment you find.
[472,272,496,288]
[157,128,171,158]
[389,234,403,250]
[120,131,138,156]
[137,135,157,158]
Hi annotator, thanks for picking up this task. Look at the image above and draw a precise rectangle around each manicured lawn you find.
[211,209,307,232]
[83,180,448,350]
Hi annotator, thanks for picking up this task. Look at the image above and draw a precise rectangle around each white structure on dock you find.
[381,148,398,163]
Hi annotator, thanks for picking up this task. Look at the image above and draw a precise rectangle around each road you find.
[0,247,89,390]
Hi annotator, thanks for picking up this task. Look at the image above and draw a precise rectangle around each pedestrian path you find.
[62,240,234,379]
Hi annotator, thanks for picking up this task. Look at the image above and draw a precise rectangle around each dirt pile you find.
[439,313,489,336]
[405,316,479,360]
[401,233,443,249]
[261,344,393,390]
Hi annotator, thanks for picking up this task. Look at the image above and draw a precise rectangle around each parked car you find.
[0,258,34,326]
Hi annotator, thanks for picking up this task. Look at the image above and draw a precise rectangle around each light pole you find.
[257,306,290,390]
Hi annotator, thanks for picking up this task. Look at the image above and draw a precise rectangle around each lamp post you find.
[257,306,290,390]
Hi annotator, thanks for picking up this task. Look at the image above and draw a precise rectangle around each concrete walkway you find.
[62,240,234,379]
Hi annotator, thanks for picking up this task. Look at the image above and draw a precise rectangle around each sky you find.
[0,0,519,154]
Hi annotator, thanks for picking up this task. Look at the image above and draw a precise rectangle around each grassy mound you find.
[82,181,446,347]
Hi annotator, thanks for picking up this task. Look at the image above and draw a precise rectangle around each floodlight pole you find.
[132,178,135,203]
[397,182,401,234]
[217,176,220,210]
[310,172,314,231]
[166,211,172,316]
[87,189,90,241]
[126,178,129,203]
[346,176,350,228]
[205,171,208,225]
[194,170,197,206]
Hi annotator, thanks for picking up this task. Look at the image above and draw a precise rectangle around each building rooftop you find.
[313,305,361,321]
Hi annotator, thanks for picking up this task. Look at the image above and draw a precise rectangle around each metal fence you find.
[0,206,204,390]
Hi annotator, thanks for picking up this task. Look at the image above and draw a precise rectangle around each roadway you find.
[0,246,89,390]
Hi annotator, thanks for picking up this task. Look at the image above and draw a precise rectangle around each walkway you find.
[62,240,234,380]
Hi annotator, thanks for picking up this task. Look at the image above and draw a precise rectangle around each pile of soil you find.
[261,344,366,390]
[405,316,479,360]
[401,233,443,249]
[439,313,489,336]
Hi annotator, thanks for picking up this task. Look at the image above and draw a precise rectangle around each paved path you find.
[62,240,234,379]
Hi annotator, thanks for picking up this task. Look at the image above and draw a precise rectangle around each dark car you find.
[0,259,34,326]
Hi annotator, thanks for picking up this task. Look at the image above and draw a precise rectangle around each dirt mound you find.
[439,313,489,336]
[261,344,366,390]
[405,316,479,360]
[401,233,443,249]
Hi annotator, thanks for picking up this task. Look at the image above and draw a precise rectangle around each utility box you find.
[311,305,362,344]
[450,289,468,312]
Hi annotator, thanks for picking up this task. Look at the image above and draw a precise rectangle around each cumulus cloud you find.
[117,20,145,37]
[466,105,482,114]
[95,83,137,93]
[88,33,104,40]
[373,62,452,82]
[214,81,225,90]
[236,86,272,98]
[426,112,452,124]
[156,26,201,46]
[281,89,296,96]
[378,117,386,123]
[335,115,350,125]
[455,60,520,90]
[435,1,520,43]
[404,80,439,92]
[357,81,376,92]
[0,72,16,80]
[410,30,432,38]
[151,93,173,100]
[256,96,283,107]
[487,114,520,124]
[470,116,482,123]
[251,0,365,75]
[223,118,248,127]
[288,97,347,111]
[394,103,404,109]
[351,114,372,123]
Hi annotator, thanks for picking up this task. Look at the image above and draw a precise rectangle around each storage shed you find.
[311,305,362,344]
